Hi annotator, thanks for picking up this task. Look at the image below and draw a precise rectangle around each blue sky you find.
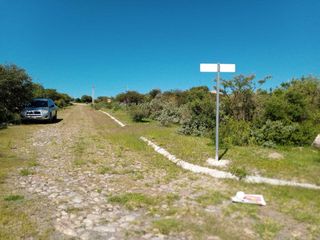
[1,0,320,98]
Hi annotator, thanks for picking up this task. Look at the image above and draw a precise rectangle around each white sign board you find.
[200,63,236,73]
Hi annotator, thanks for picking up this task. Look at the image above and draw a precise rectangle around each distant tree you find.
[115,91,144,104]
[81,95,92,103]
[32,83,72,107]
[0,64,33,122]
[32,83,46,98]
[43,89,61,101]
[148,89,161,99]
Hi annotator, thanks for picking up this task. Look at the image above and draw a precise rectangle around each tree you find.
[81,95,92,103]
[0,64,33,122]
[115,91,145,104]
[148,89,161,99]
[221,74,269,121]
[32,83,72,107]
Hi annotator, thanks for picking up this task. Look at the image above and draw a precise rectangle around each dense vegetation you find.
[0,64,72,123]
[75,95,93,103]
[96,75,320,147]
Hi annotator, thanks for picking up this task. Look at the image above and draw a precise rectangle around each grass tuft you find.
[196,191,226,206]
[108,192,157,210]
[4,195,24,201]
[97,166,111,174]
[255,218,282,239]
[28,161,39,167]
[19,168,33,176]
[153,218,183,235]
[229,166,248,180]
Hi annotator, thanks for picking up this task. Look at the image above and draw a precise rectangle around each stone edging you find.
[140,136,320,190]
[98,110,126,127]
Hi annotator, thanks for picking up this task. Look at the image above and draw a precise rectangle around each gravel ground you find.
[7,105,316,240]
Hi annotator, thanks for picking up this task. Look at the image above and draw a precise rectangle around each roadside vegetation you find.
[96,75,320,148]
[0,64,73,124]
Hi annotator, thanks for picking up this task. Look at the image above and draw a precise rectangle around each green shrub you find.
[8,113,21,124]
[156,102,181,126]
[252,120,317,146]
[129,105,148,122]
[220,117,251,146]
[179,96,216,136]
[55,99,66,108]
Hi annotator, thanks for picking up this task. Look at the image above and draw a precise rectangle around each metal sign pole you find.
[215,64,220,161]
[200,63,236,161]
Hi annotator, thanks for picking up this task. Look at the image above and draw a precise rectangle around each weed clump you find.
[19,168,33,176]
[153,218,183,235]
[4,195,24,201]
[230,166,248,180]
[108,192,157,210]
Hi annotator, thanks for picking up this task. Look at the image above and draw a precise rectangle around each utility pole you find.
[92,84,95,105]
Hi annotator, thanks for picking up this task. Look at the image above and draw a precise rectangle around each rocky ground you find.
[6,104,317,240]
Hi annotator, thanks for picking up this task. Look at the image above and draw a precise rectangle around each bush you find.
[116,91,145,105]
[129,105,148,122]
[93,101,113,110]
[179,118,210,136]
[252,120,316,146]
[55,99,66,108]
[179,96,216,137]
[0,64,33,122]
[157,102,181,126]
[8,113,21,124]
[220,117,251,146]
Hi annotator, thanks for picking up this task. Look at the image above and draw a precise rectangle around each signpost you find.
[200,63,236,161]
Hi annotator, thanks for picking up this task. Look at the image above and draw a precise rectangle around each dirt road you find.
[12,105,205,239]
[8,105,313,240]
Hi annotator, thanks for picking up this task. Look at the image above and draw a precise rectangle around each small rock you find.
[106,204,113,212]
[80,232,91,240]
[268,152,283,159]
[207,236,221,240]
[55,222,77,237]
[312,134,320,149]
[123,215,135,222]
[83,219,94,228]
[86,214,100,221]
[93,225,116,233]
[61,211,68,216]
[72,197,83,204]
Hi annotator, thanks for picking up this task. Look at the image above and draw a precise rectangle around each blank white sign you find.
[200,63,236,73]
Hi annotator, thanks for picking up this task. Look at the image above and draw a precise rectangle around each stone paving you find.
[12,106,175,239]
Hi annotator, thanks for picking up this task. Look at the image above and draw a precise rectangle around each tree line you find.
[0,64,72,123]
[96,75,320,147]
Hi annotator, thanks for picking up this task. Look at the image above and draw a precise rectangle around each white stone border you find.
[99,110,126,127]
[140,136,320,190]
[140,137,236,179]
